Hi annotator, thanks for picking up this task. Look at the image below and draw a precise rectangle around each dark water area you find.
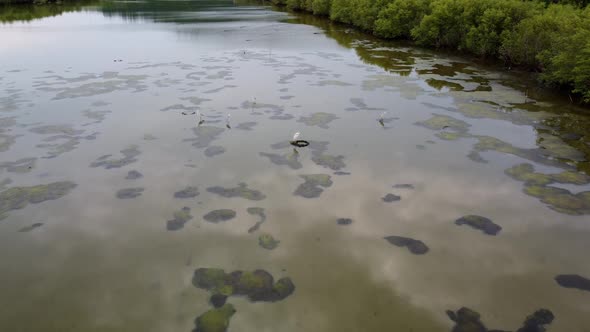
[1,1,590,331]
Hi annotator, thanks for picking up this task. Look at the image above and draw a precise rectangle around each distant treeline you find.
[0,0,95,22]
[272,0,590,103]
[1,0,65,4]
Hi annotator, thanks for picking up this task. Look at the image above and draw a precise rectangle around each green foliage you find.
[411,0,467,48]
[500,4,577,68]
[330,0,394,31]
[375,0,430,38]
[273,0,590,102]
[286,0,305,10]
[312,0,331,15]
[464,0,539,56]
[537,6,590,101]
[329,0,354,24]
[0,0,94,22]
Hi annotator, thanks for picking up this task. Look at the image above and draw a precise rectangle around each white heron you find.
[292,132,300,142]
[226,113,231,129]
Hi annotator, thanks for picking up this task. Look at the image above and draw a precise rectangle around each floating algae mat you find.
[192,268,295,302]
[258,233,280,250]
[0,181,77,220]
[1,1,590,332]
[206,183,266,201]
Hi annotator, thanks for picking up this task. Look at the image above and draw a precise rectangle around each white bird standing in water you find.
[226,113,231,129]
[291,132,301,153]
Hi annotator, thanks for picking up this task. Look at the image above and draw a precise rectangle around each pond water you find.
[1,1,590,331]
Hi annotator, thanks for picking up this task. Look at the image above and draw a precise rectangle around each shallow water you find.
[1,1,590,331]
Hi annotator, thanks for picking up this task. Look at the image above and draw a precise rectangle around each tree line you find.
[272,0,590,103]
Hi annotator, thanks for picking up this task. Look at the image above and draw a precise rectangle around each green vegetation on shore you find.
[0,0,95,23]
[1,0,65,4]
[273,0,590,103]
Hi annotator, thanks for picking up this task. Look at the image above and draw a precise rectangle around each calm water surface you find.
[1,1,590,331]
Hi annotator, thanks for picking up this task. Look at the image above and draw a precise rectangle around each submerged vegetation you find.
[454,215,502,235]
[194,303,236,332]
[192,268,296,302]
[0,181,77,220]
[384,235,429,254]
[446,307,555,332]
[258,233,280,249]
[167,207,193,231]
[274,0,590,102]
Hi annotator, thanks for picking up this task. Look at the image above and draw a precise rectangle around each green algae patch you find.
[384,236,429,255]
[523,185,590,215]
[247,207,266,233]
[505,163,552,185]
[474,136,523,155]
[209,294,227,308]
[447,307,554,332]
[297,112,339,129]
[203,209,236,223]
[505,163,590,214]
[258,233,280,250]
[551,170,590,185]
[115,187,144,199]
[270,277,296,301]
[167,207,193,231]
[0,181,77,220]
[0,157,36,173]
[467,150,488,163]
[294,174,333,198]
[382,193,401,203]
[192,268,295,303]
[337,218,353,225]
[193,268,228,290]
[505,163,590,186]
[436,131,468,141]
[472,132,587,167]
[311,153,346,171]
[414,114,470,133]
[206,183,266,201]
[90,145,140,169]
[555,274,590,292]
[454,215,501,236]
[537,133,585,161]
[194,303,236,332]
[174,186,200,198]
[125,170,143,180]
